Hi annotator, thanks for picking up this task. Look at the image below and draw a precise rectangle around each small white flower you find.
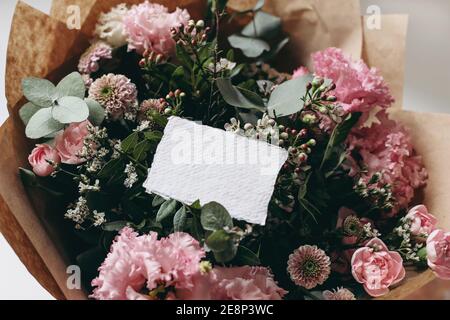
[93,211,106,227]
[208,58,237,73]
[124,163,138,188]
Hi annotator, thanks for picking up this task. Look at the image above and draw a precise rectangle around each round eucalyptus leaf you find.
[56,72,86,99]
[228,35,270,58]
[201,202,233,231]
[85,98,106,126]
[22,77,57,108]
[25,108,64,139]
[52,96,89,124]
[19,102,41,126]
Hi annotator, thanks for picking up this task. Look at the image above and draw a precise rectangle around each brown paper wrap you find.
[1,0,448,299]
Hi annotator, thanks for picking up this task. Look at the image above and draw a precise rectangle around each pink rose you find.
[55,121,90,165]
[351,238,405,297]
[426,229,450,280]
[28,144,61,177]
[405,205,437,237]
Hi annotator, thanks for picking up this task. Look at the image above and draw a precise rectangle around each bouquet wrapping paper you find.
[1,0,449,299]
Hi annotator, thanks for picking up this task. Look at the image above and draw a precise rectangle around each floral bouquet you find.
[1,0,450,300]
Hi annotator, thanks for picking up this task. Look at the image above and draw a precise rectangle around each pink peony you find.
[78,41,112,74]
[426,229,450,280]
[28,144,61,176]
[123,1,190,57]
[347,112,428,215]
[323,287,356,300]
[351,238,405,297]
[312,47,394,115]
[91,228,205,300]
[287,245,331,289]
[55,121,90,165]
[178,266,287,300]
[405,205,437,237]
[292,66,310,79]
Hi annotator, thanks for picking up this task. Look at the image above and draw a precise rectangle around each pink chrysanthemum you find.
[312,48,394,116]
[78,41,113,74]
[323,287,356,300]
[287,245,331,289]
[90,227,205,300]
[347,112,428,215]
[123,1,190,57]
[88,73,137,119]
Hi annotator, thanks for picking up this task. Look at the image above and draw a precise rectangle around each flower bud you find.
[280,132,289,140]
[307,139,316,147]
[164,107,173,115]
[312,77,324,88]
[196,20,205,29]
[244,123,254,131]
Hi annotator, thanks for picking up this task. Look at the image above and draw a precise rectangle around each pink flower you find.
[287,245,331,289]
[78,41,112,74]
[88,74,137,119]
[91,228,205,300]
[351,238,405,297]
[323,287,356,300]
[123,1,190,57]
[312,47,394,115]
[405,205,437,237]
[178,267,287,300]
[28,144,61,176]
[426,229,450,280]
[55,121,90,165]
[292,66,309,79]
[347,112,428,215]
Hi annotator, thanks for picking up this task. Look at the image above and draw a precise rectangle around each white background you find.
[0,0,449,300]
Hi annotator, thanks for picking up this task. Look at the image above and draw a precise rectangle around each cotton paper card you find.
[143,117,289,225]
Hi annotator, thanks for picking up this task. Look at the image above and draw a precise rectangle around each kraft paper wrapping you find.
[1,0,448,299]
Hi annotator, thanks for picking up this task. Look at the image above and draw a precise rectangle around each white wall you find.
[0,0,449,300]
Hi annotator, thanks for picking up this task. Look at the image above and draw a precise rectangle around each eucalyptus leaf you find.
[206,229,231,252]
[173,206,187,232]
[228,34,270,58]
[52,96,89,124]
[86,98,105,126]
[98,158,124,179]
[26,108,64,139]
[242,11,281,40]
[56,72,86,98]
[216,78,265,111]
[267,74,313,117]
[152,195,166,207]
[156,199,177,223]
[201,201,233,231]
[262,38,290,62]
[19,102,41,126]
[22,77,57,107]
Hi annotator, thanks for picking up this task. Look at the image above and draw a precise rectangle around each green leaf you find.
[19,102,41,126]
[267,74,313,117]
[206,229,231,252]
[156,199,177,223]
[102,221,129,232]
[172,66,185,79]
[25,108,64,139]
[86,98,105,126]
[152,195,166,207]
[216,78,266,111]
[173,206,187,232]
[98,158,124,179]
[234,246,261,266]
[133,140,152,161]
[201,201,233,231]
[144,131,163,143]
[299,198,320,223]
[228,34,270,58]
[320,113,361,169]
[298,172,312,200]
[121,132,139,153]
[22,77,57,108]
[19,168,39,188]
[242,12,281,40]
[56,72,85,99]
[176,46,194,70]
[52,96,89,124]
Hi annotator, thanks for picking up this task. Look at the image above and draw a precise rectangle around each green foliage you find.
[200,201,233,231]
[228,35,270,58]
[216,78,265,112]
[156,199,178,223]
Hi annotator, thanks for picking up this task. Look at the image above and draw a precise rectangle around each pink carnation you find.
[178,267,287,300]
[28,144,61,177]
[347,112,428,214]
[351,238,405,297]
[78,41,112,74]
[91,228,205,300]
[426,229,450,280]
[123,1,190,57]
[405,205,437,237]
[312,48,394,115]
[292,66,310,79]
[55,121,90,165]
[323,287,356,300]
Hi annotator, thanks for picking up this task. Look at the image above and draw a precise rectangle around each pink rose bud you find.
[28,144,61,177]
[405,205,437,237]
[55,121,91,165]
[426,229,450,280]
[351,238,405,297]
